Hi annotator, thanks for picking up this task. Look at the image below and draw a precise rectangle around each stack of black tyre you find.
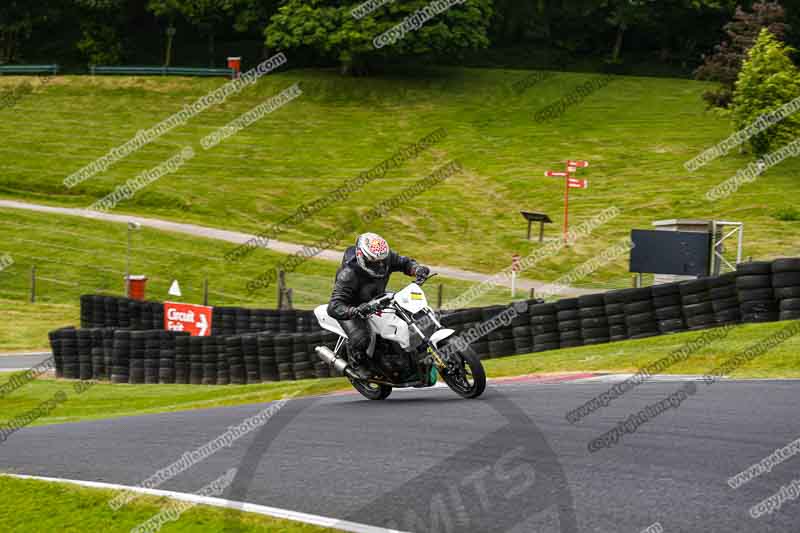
[258,333,279,381]
[291,334,311,379]
[60,328,79,379]
[511,304,533,354]
[90,329,105,380]
[242,334,260,383]
[736,261,778,323]
[709,272,741,326]
[202,337,219,385]
[578,294,609,345]
[76,329,93,380]
[129,331,146,383]
[143,331,161,384]
[678,279,716,331]
[47,326,75,378]
[111,330,130,384]
[557,298,583,348]
[772,258,800,321]
[652,283,687,335]
[175,334,190,384]
[279,311,297,334]
[484,305,514,358]
[159,331,183,384]
[226,336,246,384]
[275,333,294,380]
[264,309,280,333]
[602,291,627,341]
[622,287,659,339]
[138,302,154,331]
[189,336,204,385]
[530,303,559,352]
[212,307,236,336]
[217,338,230,385]
[249,310,268,333]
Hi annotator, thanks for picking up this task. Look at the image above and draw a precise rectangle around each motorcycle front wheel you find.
[348,377,392,400]
[438,342,486,399]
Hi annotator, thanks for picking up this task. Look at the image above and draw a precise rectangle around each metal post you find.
[30,265,36,303]
[437,284,443,309]
[203,278,209,306]
[530,288,536,299]
[737,225,744,266]
[563,177,570,245]
[126,226,131,296]
[511,271,517,297]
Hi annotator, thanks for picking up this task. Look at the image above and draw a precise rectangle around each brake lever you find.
[417,272,438,286]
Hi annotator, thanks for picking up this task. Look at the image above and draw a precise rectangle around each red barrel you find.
[227,57,242,79]
[127,275,147,301]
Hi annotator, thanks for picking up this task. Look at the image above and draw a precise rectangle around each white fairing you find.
[429,328,456,348]
[368,309,413,350]
[314,305,347,338]
[395,283,428,314]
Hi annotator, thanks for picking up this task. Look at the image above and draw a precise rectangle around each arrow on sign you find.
[197,314,208,336]
[567,178,588,189]
[545,171,570,177]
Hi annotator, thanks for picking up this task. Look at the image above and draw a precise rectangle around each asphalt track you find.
[2,376,799,532]
[0,354,50,372]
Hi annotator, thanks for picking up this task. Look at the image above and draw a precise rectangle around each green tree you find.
[732,28,800,156]
[74,0,127,65]
[265,0,493,75]
[148,0,244,67]
[695,1,789,108]
[0,0,65,63]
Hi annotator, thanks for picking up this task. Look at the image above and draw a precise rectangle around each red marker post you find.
[544,161,589,244]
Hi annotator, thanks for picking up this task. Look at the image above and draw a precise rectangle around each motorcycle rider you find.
[328,233,431,379]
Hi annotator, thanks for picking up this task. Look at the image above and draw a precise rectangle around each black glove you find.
[414,265,431,283]
[353,302,378,319]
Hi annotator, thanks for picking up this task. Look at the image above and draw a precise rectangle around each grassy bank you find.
[1,69,798,288]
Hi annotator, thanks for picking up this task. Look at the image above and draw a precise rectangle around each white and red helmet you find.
[355,233,390,278]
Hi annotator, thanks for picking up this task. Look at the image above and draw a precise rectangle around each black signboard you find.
[630,230,710,276]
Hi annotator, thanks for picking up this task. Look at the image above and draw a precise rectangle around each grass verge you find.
[0,475,337,533]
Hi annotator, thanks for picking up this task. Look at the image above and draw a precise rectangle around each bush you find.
[731,29,800,156]
[774,206,800,221]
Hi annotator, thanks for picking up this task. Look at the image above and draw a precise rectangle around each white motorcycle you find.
[314,275,486,400]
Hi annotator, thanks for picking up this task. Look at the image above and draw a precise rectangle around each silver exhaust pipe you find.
[315,346,353,377]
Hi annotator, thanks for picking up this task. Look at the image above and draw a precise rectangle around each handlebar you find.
[416,272,438,286]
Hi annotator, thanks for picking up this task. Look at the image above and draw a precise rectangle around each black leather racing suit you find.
[328,246,420,363]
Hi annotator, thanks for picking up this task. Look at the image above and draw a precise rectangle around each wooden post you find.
[529,288,536,299]
[277,269,286,309]
[286,288,294,309]
[526,220,532,240]
[437,284,443,309]
[203,278,209,306]
[539,221,545,243]
[30,265,36,303]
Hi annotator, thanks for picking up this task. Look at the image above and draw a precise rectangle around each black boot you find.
[349,353,372,381]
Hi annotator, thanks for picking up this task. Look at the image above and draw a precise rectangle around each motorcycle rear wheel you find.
[439,342,486,399]
[349,377,392,400]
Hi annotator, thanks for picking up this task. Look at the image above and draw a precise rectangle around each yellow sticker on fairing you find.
[410,292,424,300]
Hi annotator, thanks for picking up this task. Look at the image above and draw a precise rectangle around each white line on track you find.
[3,473,409,533]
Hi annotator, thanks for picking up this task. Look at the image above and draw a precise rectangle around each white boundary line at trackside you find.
[3,474,409,533]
